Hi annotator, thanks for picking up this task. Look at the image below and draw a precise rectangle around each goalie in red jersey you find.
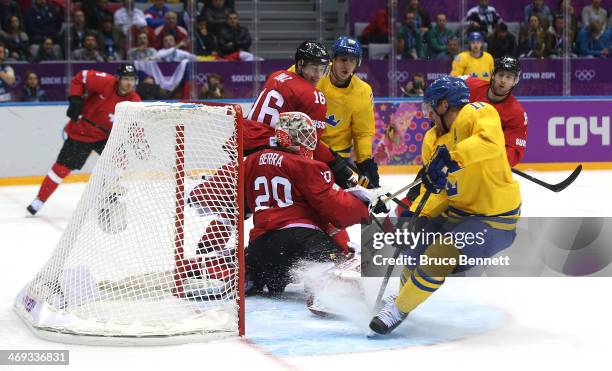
[27,64,141,216]
[188,42,367,274]
[244,112,375,295]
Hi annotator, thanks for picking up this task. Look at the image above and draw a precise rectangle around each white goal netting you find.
[15,102,244,344]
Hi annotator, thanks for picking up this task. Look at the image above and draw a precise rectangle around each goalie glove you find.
[345,186,390,215]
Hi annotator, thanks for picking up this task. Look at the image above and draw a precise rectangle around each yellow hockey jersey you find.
[287,64,375,162]
[450,51,494,81]
[411,102,521,229]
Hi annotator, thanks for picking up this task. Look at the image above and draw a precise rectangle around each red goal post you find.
[15,102,245,344]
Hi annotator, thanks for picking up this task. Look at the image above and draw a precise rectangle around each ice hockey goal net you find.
[15,102,244,344]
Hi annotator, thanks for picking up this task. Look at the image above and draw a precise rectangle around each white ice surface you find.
[1,170,611,370]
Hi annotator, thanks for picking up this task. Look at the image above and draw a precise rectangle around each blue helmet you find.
[467,31,484,42]
[424,76,470,108]
[331,36,363,65]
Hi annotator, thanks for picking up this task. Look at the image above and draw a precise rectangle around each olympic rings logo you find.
[195,73,208,85]
[574,69,596,81]
[387,71,410,82]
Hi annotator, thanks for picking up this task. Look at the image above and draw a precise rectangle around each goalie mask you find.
[275,112,317,159]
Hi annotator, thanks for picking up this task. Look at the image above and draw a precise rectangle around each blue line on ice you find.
[246,286,505,356]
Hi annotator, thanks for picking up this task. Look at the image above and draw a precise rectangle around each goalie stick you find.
[511,165,582,192]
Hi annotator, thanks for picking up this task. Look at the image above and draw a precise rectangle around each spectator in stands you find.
[194,17,219,58]
[114,0,147,36]
[581,0,607,31]
[59,10,99,56]
[517,15,551,58]
[400,72,425,97]
[0,42,15,101]
[24,0,61,44]
[398,10,425,59]
[100,17,124,61]
[0,15,29,61]
[0,0,22,34]
[154,11,189,50]
[136,75,171,100]
[146,0,170,29]
[19,71,47,102]
[360,4,388,44]
[465,0,501,36]
[487,22,517,58]
[178,0,202,32]
[556,0,578,36]
[524,0,553,30]
[447,36,461,59]
[155,34,197,61]
[127,30,157,60]
[83,0,114,31]
[406,0,431,33]
[549,14,576,57]
[72,33,105,61]
[33,36,60,62]
[199,73,228,99]
[576,18,610,57]
[425,13,456,60]
[450,32,494,80]
[204,0,232,34]
[218,11,251,56]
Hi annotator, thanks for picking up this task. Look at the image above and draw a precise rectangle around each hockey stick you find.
[372,189,432,312]
[380,178,422,203]
[511,165,582,192]
[81,116,111,134]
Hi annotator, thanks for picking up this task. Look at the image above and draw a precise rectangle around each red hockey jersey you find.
[245,148,369,241]
[65,70,141,143]
[246,70,334,163]
[466,77,527,166]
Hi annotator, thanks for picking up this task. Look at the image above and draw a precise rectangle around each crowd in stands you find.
[0,0,253,63]
[360,0,612,59]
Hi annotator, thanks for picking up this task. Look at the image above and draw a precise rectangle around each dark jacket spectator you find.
[99,17,124,60]
[425,14,456,59]
[575,19,610,57]
[447,36,461,59]
[406,0,431,32]
[549,14,575,57]
[199,73,229,99]
[487,23,517,58]
[194,17,219,56]
[204,0,232,34]
[0,15,29,60]
[556,0,578,36]
[0,0,22,32]
[58,10,100,55]
[24,0,61,44]
[217,11,251,55]
[19,71,47,102]
[360,6,388,44]
[398,10,425,59]
[401,72,425,97]
[137,76,171,100]
[71,32,105,61]
[82,0,113,31]
[517,15,551,58]
[465,0,501,36]
[524,0,553,29]
[145,0,170,29]
[34,36,61,62]
[154,11,189,50]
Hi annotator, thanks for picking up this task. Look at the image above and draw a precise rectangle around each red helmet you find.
[275,112,317,159]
